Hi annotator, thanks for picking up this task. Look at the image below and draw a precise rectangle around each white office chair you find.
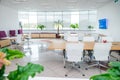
[101,37,113,42]
[64,42,85,76]
[66,36,79,42]
[63,32,70,41]
[83,36,95,42]
[85,43,112,73]
[83,36,95,61]
[78,33,84,41]
[91,33,99,42]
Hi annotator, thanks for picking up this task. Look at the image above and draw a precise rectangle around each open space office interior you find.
[0,0,120,80]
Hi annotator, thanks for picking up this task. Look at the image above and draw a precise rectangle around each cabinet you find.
[0,39,11,48]
[31,33,57,38]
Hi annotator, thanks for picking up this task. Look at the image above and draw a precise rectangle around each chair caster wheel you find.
[65,74,67,77]
[85,68,88,70]
[78,66,80,68]
[64,66,66,68]
[82,74,85,76]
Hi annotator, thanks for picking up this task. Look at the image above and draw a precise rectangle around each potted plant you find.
[37,24,46,30]
[0,48,44,80]
[90,61,120,80]
[88,25,94,30]
[54,20,63,35]
[70,23,79,30]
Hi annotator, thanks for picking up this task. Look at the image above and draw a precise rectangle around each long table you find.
[48,41,120,51]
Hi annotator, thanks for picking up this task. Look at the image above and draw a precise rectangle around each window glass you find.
[18,10,97,30]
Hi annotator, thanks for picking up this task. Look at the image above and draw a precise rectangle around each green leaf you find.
[90,73,120,80]
[8,62,44,80]
[0,48,25,60]
[109,61,120,68]
[37,24,46,30]
[90,62,120,80]
[70,23,79,29]
[114,0,119,3]
[0,65,5,80]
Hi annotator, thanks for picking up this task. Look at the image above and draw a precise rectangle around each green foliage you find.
[8,62,44,80]
[70,23,79,29]
[0,48,25,60]
[88,25,94,29]
[54,20,63,28]
[0,65,5,80]
[114,0,119,3]
[37,24,46,30]
[90,61,120,80]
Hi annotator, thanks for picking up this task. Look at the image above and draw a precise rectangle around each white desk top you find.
[29,77,89,80]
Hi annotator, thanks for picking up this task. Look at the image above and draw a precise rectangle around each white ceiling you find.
[0,0,113,11]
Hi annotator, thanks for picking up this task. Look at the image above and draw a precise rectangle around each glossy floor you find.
[6,39,119,79]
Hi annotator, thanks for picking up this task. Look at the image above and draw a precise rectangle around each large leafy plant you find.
[0,48,44,80]
[8,62,44,80]
[0,48,25,80]
[90,61,120,80]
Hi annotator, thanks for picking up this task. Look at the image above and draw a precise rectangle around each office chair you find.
[83,36,95,42]
[63,32,70,41]
[101,36,113,42]
[85,43,112,73]
[64,42,85,76]
[24,32,32,54]
[91,33,99,42]
[66,36,79,42]
[78,33,84,41]
[83,36,95,61]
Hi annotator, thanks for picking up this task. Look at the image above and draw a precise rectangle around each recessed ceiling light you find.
[14,0,27,2]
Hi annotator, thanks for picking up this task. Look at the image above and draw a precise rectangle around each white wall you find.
[0,5,19,36]
[97,1,120,41]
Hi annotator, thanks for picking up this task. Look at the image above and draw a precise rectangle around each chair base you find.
[85,61,108,73]
[65,62,85,77]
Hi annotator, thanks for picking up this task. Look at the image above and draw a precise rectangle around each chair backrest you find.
[91,33,99,41]
[83,36,95,42]
[78,33,84,41]
[64,32,70,40]
[66,42,84,62]
[101,37,113,43]
[67,36,79,42]
[93,43,112,61]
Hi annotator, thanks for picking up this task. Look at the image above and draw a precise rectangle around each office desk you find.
[48,41,120,51]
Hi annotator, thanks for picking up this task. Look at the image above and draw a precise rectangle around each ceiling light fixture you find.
[14,0,27,2]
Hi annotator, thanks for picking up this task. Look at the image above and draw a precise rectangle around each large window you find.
[18,10,97,30]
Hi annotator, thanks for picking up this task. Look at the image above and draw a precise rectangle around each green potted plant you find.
[54,20,63,35]
[37,24,46,30]
[0,48,44,80]
[88,25,94,30]
[90,61,120,80]
[70,23,79,30]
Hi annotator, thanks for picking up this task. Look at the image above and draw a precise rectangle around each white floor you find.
[5,39,119,79]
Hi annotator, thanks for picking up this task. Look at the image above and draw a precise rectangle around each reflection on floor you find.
[5,39,119,79]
